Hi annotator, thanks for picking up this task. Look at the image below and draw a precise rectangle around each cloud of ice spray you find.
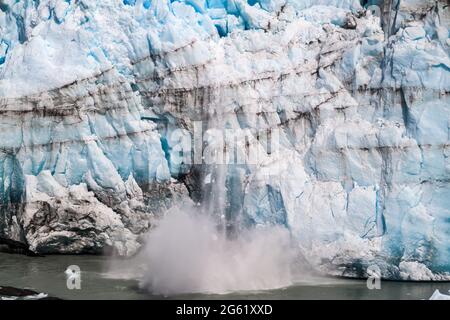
[128,206,301,296]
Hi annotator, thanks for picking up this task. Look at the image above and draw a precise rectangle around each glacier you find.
[0,0,449,281]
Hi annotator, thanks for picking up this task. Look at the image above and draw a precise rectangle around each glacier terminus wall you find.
[0,0,449,281]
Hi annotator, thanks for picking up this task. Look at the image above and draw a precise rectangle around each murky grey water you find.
[0,253,448,300]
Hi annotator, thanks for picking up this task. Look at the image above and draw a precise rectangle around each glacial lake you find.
[0,252,449,300]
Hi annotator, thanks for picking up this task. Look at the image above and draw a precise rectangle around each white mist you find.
[115,205,301,296]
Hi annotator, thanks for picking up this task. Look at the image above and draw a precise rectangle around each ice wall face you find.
[0,0,449,280]
[0,0,186,254]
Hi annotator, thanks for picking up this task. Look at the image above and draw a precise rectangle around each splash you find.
[111,205,301,296]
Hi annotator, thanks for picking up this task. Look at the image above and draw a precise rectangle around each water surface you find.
[0,253,448,300]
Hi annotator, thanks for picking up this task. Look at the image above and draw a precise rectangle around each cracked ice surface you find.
[0,0,449,280]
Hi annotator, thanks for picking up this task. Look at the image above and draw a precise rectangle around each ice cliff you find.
[0,0,449,280]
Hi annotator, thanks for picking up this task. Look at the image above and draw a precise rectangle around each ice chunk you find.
[429,290,450,300]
